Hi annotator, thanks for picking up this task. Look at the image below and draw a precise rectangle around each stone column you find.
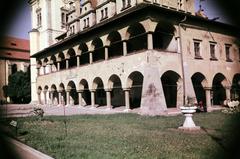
[43,65,46,75]
[66,59,69,69]
[78,90,83,107]
[66,89,70,106]
[105,46,109,60]
[123,41,127,56]
[90,89,96,108]
[105,89,112,109]
[37,92,41,105]
[89,52,93,64]
[123,88,130,112]
[49,63,53,73]
[205,88,212,112]
[37,67,40,76]
[57,61,60,71]
[147,32,153,50]
[77,56,80,67]
[58,91,62,106]
[226,87,231,100]
[43,90,47,105]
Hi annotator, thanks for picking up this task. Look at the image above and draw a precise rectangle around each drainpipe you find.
[178,16,187,105]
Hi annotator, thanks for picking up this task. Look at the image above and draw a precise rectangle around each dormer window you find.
[83,17,90,29]
[100,7,108,21]
[36,8,42,27]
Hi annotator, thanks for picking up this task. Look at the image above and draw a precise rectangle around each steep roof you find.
[0,36,30,60]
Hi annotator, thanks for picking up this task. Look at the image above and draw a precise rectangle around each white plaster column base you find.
[123,108,131,112]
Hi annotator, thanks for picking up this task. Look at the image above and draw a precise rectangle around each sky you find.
[5,1,230,40]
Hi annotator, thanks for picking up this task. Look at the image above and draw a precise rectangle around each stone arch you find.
[50,55,57,72]
[43,58,49,65]
[92,38,105,62]
[67,48,77,68]
[67,81,78,105]
[231,73,240,100]
[161,71,181,108]
[51,84,59,105]
[59,83,66,105]
[78,43,89,65]
[212,73,228,105]
[127,71,144,109]
[107,31,123,58]
[153,22,176,51]
[79,79,91,105]
[93,77,106,106]
[126,23,147,53]
[108,74,124,107]
[58,52,66,70]
[191,72,207,107]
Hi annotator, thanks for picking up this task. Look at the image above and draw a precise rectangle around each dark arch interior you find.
[50,55,57,70]
[161,71,180,108]
[80,80,91,105]
[68,81,78,105]
[109,75,124,107]
[212,73,226,105]
[94,78,106,106]
[153,23,175,50]
[191,73,206,107]
[92,38,105,62]
[68,48,77,68]
[231,74,240,100]
[127,23,147,53]
[79,43,89,65]
[128,72,144,109]
[58,52,66,70]
[108,31,123,58]
[51,85,59,104]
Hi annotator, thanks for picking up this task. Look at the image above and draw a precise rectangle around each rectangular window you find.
[36,9,42,27]
[87,18,89,27]
[210,43,217,60]
[105,8,108,18]
[101,10,104,19]
[194,40,202,59]
[225,44,232,62]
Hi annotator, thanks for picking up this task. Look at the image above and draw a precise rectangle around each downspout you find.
[178,16,187,105]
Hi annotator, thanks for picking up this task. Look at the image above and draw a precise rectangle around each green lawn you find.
[4,111,240,159]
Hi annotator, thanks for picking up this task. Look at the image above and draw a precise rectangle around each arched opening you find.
[127,71,144,109]
[37,86,43,104]
[67,48,77,68]
[161,71,181,108]
[212,73,227,105]
[79,43,89,65]
[58,52,66,70]
[191,73,206,106]
[108,31,123,58]
[79,79,91,105]
[37,60,44,75]
[92,38,105,62]
[231,74,240,100]
[93,77,106,106]
[51,84,58,105]
[59,83,66,105]
[108,75,124,107]
[153,22,175,50]
[11,63,18,74]
[127,23,147,53]
[44,85,49,104]
[67,81,78,105]
[50,55,57,72]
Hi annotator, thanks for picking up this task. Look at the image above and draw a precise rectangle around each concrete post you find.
[123,88,130,112]
[105,89,112,109]
[147,32,153,50]
[123,41,127,56]
[90,90,96,107]
[105,46,109,60]
[77,56,80,67]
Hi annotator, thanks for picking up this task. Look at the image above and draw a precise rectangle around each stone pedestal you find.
[179,106,200,131]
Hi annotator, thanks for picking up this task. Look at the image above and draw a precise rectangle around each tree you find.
[7,69,31,104]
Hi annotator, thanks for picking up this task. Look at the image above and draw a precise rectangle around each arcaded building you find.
[29,0,240,115]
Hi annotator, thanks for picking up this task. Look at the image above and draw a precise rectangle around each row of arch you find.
[37,71,240,109]
[37,21,176,74]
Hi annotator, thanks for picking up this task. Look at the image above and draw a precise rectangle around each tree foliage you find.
[7,70,31,104]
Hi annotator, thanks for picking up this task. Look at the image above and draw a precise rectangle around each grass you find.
[3,111,240,159]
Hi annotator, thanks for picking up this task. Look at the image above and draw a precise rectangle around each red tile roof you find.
[0,36,30,60]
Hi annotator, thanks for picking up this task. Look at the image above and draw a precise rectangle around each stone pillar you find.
[90,90,96,107]
[49,64,53,73]
[123,41,127,56]
[58,91,62,105]
[66,59,69,69]
[123,88,130,112]
[77,56,80,67]
[66,89,70,106]
[105,46,109,60]
[105,89,112,109]
[205,88,212,111]
[78,90,83,107]
[147,32,153,50]
[50,91,54,105]
[57,61,60,71]
[226,87,231,100]
[43,90,47,105]
[37,92,41,105]
[43,65,46,75]
[37,67,40,76]
[89,52,93,64]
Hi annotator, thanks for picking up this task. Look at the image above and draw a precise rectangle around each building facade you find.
[0,37,30,102]
[29,0,240,115]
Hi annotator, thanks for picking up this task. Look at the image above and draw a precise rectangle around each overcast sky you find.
[5,1,230,40]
